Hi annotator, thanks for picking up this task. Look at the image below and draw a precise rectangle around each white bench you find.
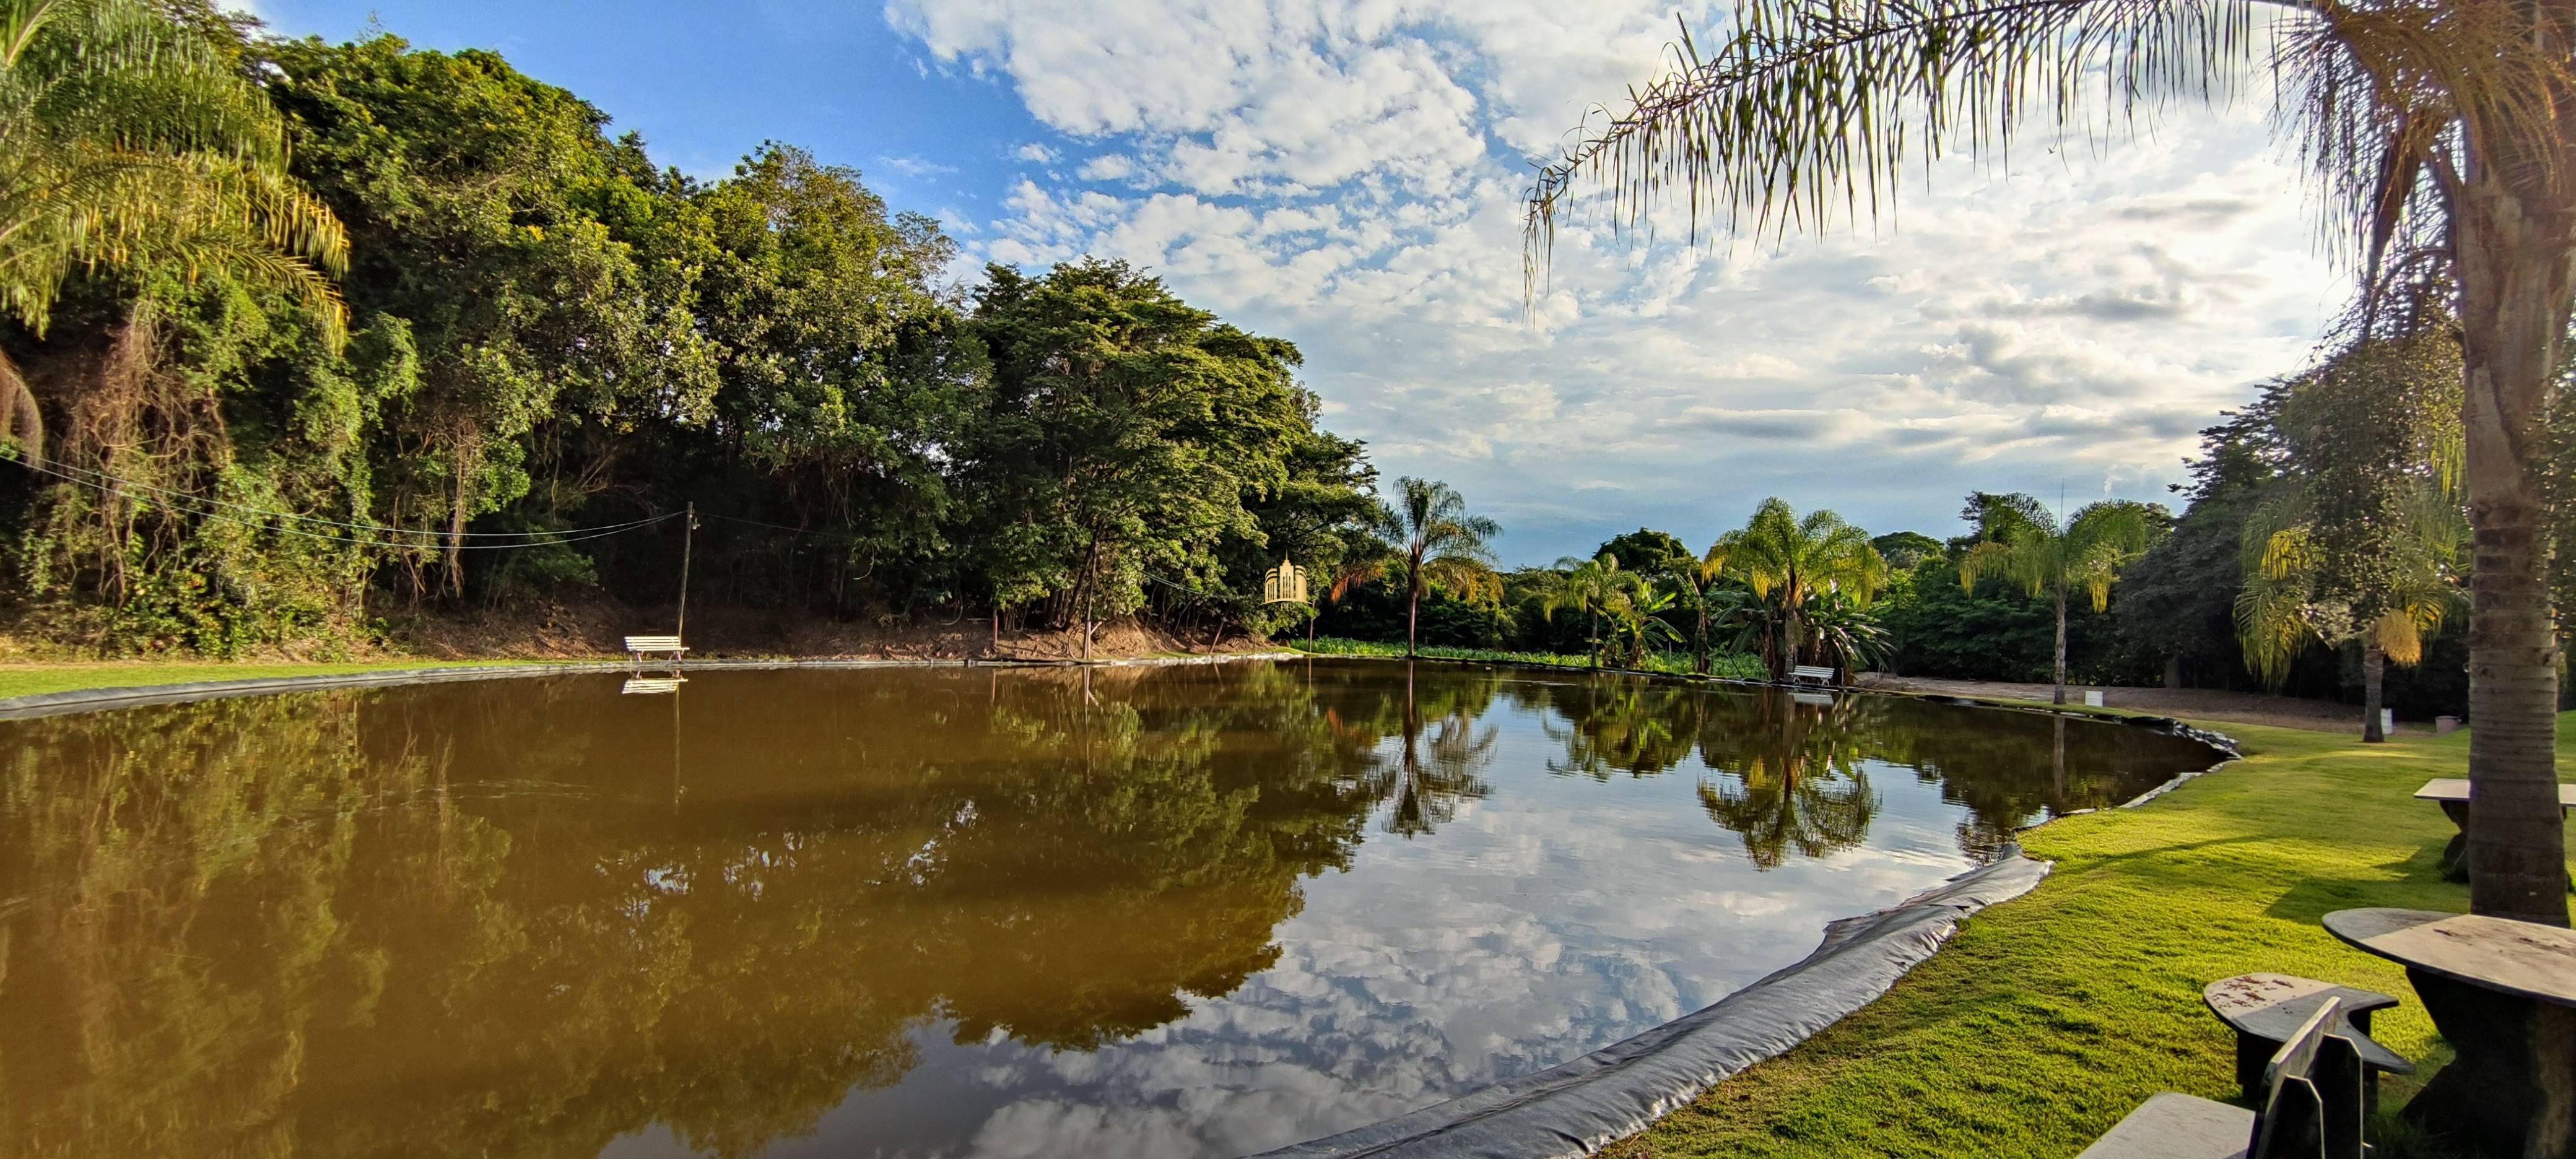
[1789,665,1835,686]
[625,635,688,665]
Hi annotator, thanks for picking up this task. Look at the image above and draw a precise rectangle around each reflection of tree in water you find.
[1312,662,1497,838]
[1526,675,1701,779]
[1690,693,1880,869]
[1519,675,2214,867]
[0,663,1393,1159]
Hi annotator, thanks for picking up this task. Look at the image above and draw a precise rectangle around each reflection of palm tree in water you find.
[1542,676,1700,780]
[1695,694,1879,869]
[1378,664,1495,837]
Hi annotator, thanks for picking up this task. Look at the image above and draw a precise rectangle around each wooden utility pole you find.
[676,501,697,640]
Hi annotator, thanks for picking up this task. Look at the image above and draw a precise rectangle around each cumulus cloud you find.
[885,0,2336,559]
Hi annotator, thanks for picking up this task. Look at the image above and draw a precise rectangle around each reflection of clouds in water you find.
[934,744,1977,1159]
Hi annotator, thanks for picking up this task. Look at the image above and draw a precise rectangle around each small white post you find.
[2380,708,2395,736]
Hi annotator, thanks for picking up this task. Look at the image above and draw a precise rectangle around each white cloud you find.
[886,0,2338,560]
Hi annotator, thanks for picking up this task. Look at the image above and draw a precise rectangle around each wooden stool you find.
[2204,973,2413,1116]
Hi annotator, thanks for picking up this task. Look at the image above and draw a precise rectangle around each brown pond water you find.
[0,659,2221,1159]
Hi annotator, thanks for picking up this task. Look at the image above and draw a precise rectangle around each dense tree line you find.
[0,4,1380,654]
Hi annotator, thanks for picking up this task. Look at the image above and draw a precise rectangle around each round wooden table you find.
[2323,908,2576,1158]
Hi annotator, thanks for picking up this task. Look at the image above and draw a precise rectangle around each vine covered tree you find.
[1373,477,1501,657]
[1520,0,2570,931]
[0,0,349,468]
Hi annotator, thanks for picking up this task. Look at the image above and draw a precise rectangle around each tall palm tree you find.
[1518,0,2567,929]
[1375,477,1501,658]
[0,0,349,466]
[2237,491,2461,740]
[1957,498,2154,705]
[1708,498,1887,680]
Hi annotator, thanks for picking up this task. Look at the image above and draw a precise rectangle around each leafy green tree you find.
[2237,318,2466,742]
[1958,495,2157,705]
[2117,394,2286,690]
[960,259,1307,658]
[1373,475,1500,657]
[1708,497,1887,679]
[1539,552,1640,668]
[1521,0,2573,924]
[1869,531,1941,571]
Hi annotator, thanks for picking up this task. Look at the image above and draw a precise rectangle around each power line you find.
[6,456,682,552]
[24,457,669,539]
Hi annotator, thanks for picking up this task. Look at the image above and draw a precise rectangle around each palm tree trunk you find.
[1695,599,1710,675]
[1780,602,1803,682]
[2456,150,2576,926]
[2052,589,2068,706]
[2362,643,2387,744]
[1406,568,1421,658]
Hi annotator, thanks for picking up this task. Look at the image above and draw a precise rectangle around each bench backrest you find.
[1791,666,1835,679]
[625,635,685,650]
[2250,997,2366,1159]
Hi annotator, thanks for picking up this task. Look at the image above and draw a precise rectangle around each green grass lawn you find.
[1607,716,2576,1159]
[0,659,536,700]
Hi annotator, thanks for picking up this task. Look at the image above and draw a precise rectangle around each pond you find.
[0,658,2221,1159]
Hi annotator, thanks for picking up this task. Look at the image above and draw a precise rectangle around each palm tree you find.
[1957,498,2154,706]
[1708,498,1888,680]
[1518,0,2567,929]
[0,0,349,466]
[1375,477,1501,658]
[1540,552,1642,667]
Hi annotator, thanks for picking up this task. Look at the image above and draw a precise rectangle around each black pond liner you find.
[1249,853,2052,1159]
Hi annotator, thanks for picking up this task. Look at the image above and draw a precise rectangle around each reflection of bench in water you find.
[622,677,683,695]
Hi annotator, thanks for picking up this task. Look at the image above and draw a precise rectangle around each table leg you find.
[2438,801,2470,883]
[2400,967,2575,1158]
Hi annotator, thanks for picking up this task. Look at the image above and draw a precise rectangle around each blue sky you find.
[251,1,2340,566]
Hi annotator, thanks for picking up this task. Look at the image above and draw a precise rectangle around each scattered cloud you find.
[883,0,2338,561]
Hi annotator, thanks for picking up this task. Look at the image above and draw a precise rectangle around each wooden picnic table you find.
[2323,908,2576,1158]
[2414,779,2576,881]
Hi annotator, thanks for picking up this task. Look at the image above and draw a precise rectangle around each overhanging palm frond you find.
[1522,0,2568,300]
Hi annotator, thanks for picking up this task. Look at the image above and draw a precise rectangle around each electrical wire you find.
[6,456,682,552]
[23,457,671,539]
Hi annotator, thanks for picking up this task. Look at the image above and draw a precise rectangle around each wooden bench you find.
[2203,973,2411,1117]
[1788,664,1835,686]
[625,635,688,666]
[2081,999,2367,1159]
[2414,778,2576,881]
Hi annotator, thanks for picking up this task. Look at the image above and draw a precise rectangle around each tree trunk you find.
[2052,590,2069,705]
[1406,559,1421,658]
[2362,643,2387,744]
[2455,136,2576,926]
[1780,602,1803,682]
[2163,654,2183,690]
[1695,597,1710,675]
